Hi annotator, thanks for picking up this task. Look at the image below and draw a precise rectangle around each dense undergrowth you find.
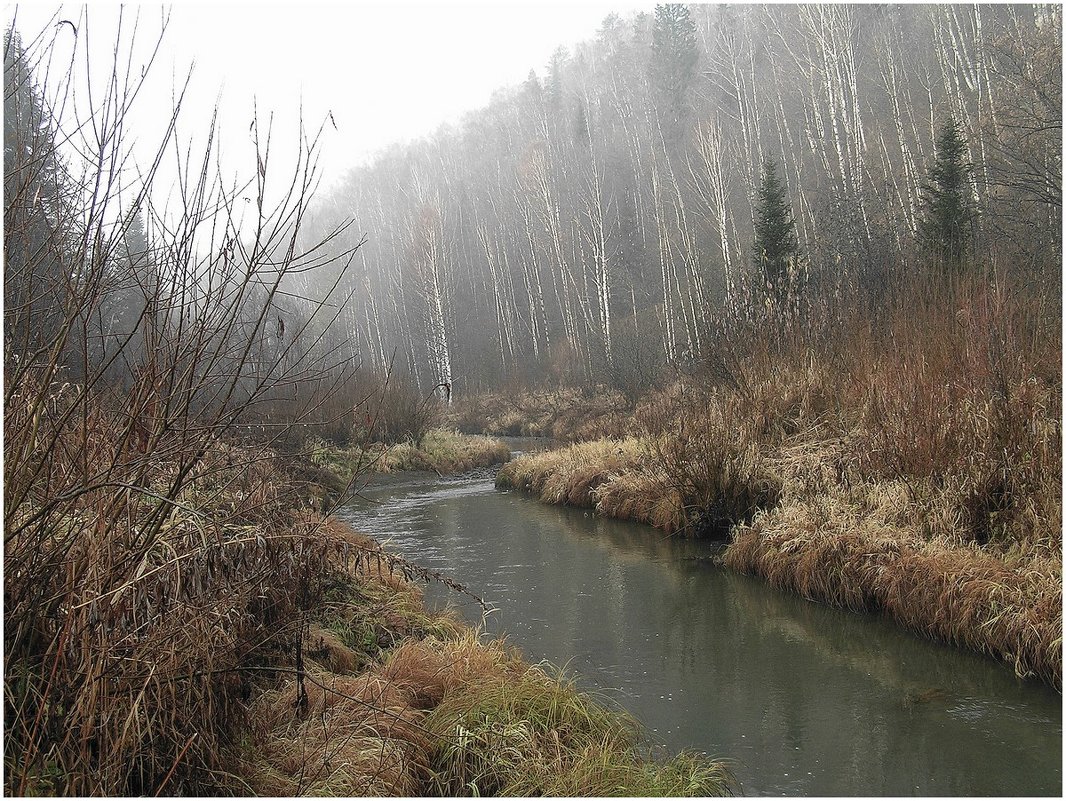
[4,380,727,795]
[495,276,1062,687]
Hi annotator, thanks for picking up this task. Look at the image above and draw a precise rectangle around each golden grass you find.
[496,432,775,535]
[234,575,735,797]
[496,437,692,530]
[420,641,734,796]
[311,428,510,481]
[498,277,1062,686]
[724,461,1063,687]
[239,663,433,796]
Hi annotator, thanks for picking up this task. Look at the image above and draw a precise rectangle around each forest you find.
[3,3,1062,797]
[290,4,1061,397]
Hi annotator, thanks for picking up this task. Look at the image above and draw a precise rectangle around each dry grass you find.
[3,377,379,795]
[450,387,631,441]
[310,428,510,481]
[496,437,690,530]
[496,427,779,536]
[420,641,734,796]
[725,489,1062,687]
[713,277,1061,685]
[233,573,734,797]
[500,275,1061,686]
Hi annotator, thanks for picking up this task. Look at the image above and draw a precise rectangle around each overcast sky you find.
[8,2,656,195]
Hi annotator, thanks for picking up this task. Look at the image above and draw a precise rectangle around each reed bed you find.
[496,438,642,503]
[496,426,779,536]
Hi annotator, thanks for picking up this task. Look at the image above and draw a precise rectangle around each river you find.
[339,456,1062,796]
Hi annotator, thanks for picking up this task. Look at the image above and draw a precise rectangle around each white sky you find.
[8,2,656,196]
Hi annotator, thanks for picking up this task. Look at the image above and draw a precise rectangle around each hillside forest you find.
[3,4,1062,796]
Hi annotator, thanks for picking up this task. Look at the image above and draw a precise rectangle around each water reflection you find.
[341,473,1062,796]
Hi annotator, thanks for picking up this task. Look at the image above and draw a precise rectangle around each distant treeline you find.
[293,3,1060,394]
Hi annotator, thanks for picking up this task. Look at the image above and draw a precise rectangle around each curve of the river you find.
[340,460,1062,796]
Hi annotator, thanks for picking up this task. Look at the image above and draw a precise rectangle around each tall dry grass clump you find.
[496,438,689,529]
[419,641,735,796]
[232,567,734,797]
[719,273,1061,685]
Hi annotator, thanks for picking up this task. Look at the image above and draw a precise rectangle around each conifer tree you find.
[4,29,75,354]
[649,4,699,131]
[919,118,976,273]
[752,160,800,302]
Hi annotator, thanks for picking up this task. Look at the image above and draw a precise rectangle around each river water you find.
[340,458,1062,796]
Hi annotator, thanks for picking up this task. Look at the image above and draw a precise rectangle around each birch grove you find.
[291,4,1059,394]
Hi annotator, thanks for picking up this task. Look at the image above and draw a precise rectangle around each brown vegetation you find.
[498,275,1062,687]
[5,379,729,796]
[450,386,630,441]
[310,428,511,483]
[230,536,735,797]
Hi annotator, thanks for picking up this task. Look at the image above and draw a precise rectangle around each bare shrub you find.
[2,12,376,794]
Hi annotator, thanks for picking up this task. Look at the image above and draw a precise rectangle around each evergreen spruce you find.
[752,160,800,303]
[649,4,699,131]
[4,30,76,354]
[919,118,976,273]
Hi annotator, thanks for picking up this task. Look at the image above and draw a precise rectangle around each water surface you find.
[341,466,1062,796]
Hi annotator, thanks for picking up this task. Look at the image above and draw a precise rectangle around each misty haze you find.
[4,3,1061,797]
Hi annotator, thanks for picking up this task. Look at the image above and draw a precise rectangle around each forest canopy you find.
[289,4,1060,396]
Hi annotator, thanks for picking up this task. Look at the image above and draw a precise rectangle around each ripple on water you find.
[338,477,1063,797]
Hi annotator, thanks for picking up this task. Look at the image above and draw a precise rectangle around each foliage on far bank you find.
[498,273,1062,687]
[308,428,511,483]
[450,386,632,442]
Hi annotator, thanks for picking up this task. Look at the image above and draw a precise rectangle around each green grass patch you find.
[425,662,734,796]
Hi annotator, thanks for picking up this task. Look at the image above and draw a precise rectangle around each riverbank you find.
[499,438,1060,686]
[231,518,735,796]
[307,428,511,485]
[5,390,732,795]
[344,465,1062,795]
[494,284,1062,688]
[496,439,1057,691]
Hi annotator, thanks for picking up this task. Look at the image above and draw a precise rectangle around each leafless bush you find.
[3,11,374,794]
